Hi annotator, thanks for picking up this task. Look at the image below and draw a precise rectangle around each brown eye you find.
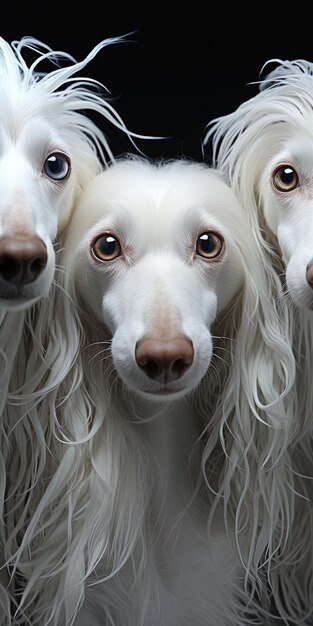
[91,234,121,261]
[272,165,299,191]
[196,231,224,259]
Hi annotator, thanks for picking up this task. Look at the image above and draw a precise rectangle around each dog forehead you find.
[76,160,242,230]
[0,105,66,152]
[67,161,248,262]
[274,134,313,170]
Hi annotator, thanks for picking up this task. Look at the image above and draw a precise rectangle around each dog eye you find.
[272,165,299,191]
[196,231,224,259]
[91,234,122,261]
[43,152,71,180]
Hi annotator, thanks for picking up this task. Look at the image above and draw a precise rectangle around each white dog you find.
[0,34,144,624]
[10,156,294,625]
[205,59,313,624]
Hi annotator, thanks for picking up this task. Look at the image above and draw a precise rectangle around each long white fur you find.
[8,156,296,625]
[0,34,146,624]
[204,58,313,623]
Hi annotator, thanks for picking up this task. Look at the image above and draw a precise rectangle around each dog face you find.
[0,116,75,310]
[0,35,131,311]
[64,159,246,400]
[260,133,313,309]
[207,59,313,311]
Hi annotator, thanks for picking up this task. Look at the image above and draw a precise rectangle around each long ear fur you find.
[197,220,297,602]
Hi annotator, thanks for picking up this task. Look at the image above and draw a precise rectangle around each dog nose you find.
[307,261,313,288]
[0,236,48,285]
[135,337,194,383]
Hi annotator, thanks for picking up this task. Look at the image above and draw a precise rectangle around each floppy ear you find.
[3,248,85,554]
[201,226,297,599]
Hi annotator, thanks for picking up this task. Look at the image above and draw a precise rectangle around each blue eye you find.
[196,231,224,259]
[44,152,71,180]
[92,234,121,261]
[272,165,299,191]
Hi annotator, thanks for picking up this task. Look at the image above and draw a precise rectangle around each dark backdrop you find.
[2,13,313,163]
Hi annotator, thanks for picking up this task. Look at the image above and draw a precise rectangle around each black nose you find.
[0,236,47,286]
[135,337,194,383]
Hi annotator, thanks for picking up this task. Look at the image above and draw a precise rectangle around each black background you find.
[2,13,313,163]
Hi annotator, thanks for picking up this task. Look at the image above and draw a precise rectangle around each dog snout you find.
[135,337,194,383]
[0,236,48,286]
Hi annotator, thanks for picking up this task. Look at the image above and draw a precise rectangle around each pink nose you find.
[135,337,194,383]
[0,236,47,286]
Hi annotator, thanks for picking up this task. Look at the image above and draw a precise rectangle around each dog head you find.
[0,35,135,310]
[62,157,248,401]
[206,59,313,310]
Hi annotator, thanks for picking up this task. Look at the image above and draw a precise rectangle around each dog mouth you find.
[0,290,40,309]
[136,385,190,399]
